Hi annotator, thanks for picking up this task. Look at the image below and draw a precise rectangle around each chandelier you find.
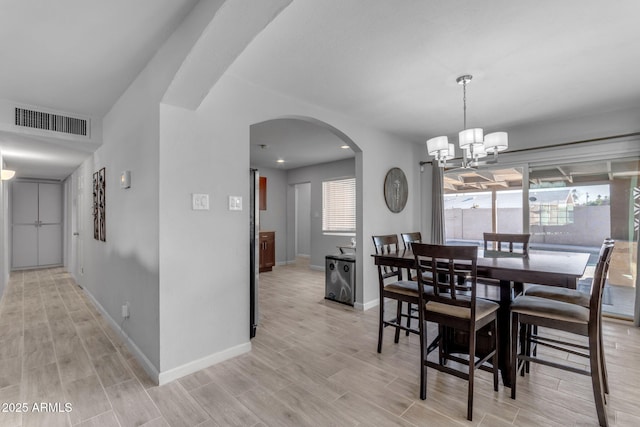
[426,75,508,168]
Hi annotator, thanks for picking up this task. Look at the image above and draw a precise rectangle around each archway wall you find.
[158,73,420,374]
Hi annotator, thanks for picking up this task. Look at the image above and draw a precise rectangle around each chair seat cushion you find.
[426,297,499,320]
[524,285,590,307]
[385,280,433,298]
[510,295,589,324]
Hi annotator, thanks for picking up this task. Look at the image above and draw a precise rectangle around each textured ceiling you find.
[250,119,354,170]
[231,0,640,145]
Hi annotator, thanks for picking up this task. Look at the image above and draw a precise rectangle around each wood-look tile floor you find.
[1,263,639,426]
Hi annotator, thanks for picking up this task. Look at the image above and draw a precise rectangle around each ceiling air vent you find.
[15,107,88,137]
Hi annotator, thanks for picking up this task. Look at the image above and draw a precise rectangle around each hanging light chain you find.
[462,78,467,129]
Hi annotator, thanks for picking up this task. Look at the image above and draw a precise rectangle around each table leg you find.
[498,279,512,387]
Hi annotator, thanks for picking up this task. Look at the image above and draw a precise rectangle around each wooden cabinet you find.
[259,231,275,272]
[259,176,267,211]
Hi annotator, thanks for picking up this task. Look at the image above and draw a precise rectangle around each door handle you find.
[73,232,80,236]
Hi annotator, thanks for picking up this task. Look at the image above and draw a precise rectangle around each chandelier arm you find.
[426,74,507,168]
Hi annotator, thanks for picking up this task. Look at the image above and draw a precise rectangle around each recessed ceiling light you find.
[340,145,350,149]
[276,159,285,163]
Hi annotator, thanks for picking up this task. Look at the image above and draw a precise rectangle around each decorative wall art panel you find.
[93,167,106,241]
[383,167,408,213]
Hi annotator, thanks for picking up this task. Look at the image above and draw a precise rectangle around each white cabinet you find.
[12,182,63,269]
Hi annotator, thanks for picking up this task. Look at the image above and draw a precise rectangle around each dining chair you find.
[372,234,429,353]
[479,232,531,300]
[483,232,530,256]
[401,231,422,250]
[412,243,499,421]
[399,232,425,336]
[510,240,615,427]
[522,237,614,392]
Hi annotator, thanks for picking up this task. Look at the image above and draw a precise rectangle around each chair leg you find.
[589,332,608,427]
[599,316,609,395]
[519,323,528,377]
[524,324,532,375]
[406,303,412,336]
[438,325,446,365]
[377,296,385,353]
[419,318,426,400]
[467,327,476,421]
[394,300,402,343]
[514,281,523,297]
[492,318,499,392]
[510,312,519,400]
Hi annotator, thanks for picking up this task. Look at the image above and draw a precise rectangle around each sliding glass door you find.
[444,167,524,246]
[529,158,639,318]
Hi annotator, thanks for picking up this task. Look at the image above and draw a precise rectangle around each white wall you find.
[65,0,232,379]
[295,182,310,257]
[505,106,640,151]
[0,153,9,296]
[157,72,418,375]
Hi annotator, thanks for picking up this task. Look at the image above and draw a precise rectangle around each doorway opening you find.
[248,116,362,338]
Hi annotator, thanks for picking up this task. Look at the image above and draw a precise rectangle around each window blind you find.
[322,178,356,232]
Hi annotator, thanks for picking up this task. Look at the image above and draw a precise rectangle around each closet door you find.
[38,183,63,266]
[12,182,39,268]
[11,181,63,269]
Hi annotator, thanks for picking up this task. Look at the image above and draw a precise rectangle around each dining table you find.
[371,247,591,386]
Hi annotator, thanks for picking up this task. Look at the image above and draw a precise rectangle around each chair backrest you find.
[483,232,530,256]
[372,234,402,279]
[401,232,422,250]
[589,239,615,321]
[412,243,478,315]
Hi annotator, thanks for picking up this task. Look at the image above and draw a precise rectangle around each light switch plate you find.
[229,196,242,211]
[192,193,210,210]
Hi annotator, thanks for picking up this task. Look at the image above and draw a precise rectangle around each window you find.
[322,178,356,234]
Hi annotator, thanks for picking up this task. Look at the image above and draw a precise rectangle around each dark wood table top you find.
[372,249,590,288]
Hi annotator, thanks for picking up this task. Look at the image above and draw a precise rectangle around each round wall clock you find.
[383,167,408,213]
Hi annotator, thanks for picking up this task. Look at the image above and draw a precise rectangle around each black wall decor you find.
[93,167,106,241]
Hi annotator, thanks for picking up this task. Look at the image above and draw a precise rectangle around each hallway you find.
[0,268,156,427]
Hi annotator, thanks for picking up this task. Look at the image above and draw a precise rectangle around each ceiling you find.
[0,0,198,179]
[3,1,640,179]
[250,119,354,170]
[231,0,640,143]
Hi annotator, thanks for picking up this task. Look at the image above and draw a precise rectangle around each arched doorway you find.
[248,116,362,338]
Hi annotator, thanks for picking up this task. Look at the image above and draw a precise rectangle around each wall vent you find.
[15,107,88,137]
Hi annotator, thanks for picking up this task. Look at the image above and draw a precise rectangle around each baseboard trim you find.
[359,298,380,311]
[157,342,252,386]
[80,288,160,385]
[309,264,324,271]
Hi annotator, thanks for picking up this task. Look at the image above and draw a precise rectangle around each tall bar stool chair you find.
[399,231,425,335]
[510,240,615,427]
[480,232,531,300]
[523,237,615,392]
[401,231,422,250]
[412,243,499,421]
[372,234,429,353]
[483,232,530,256]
